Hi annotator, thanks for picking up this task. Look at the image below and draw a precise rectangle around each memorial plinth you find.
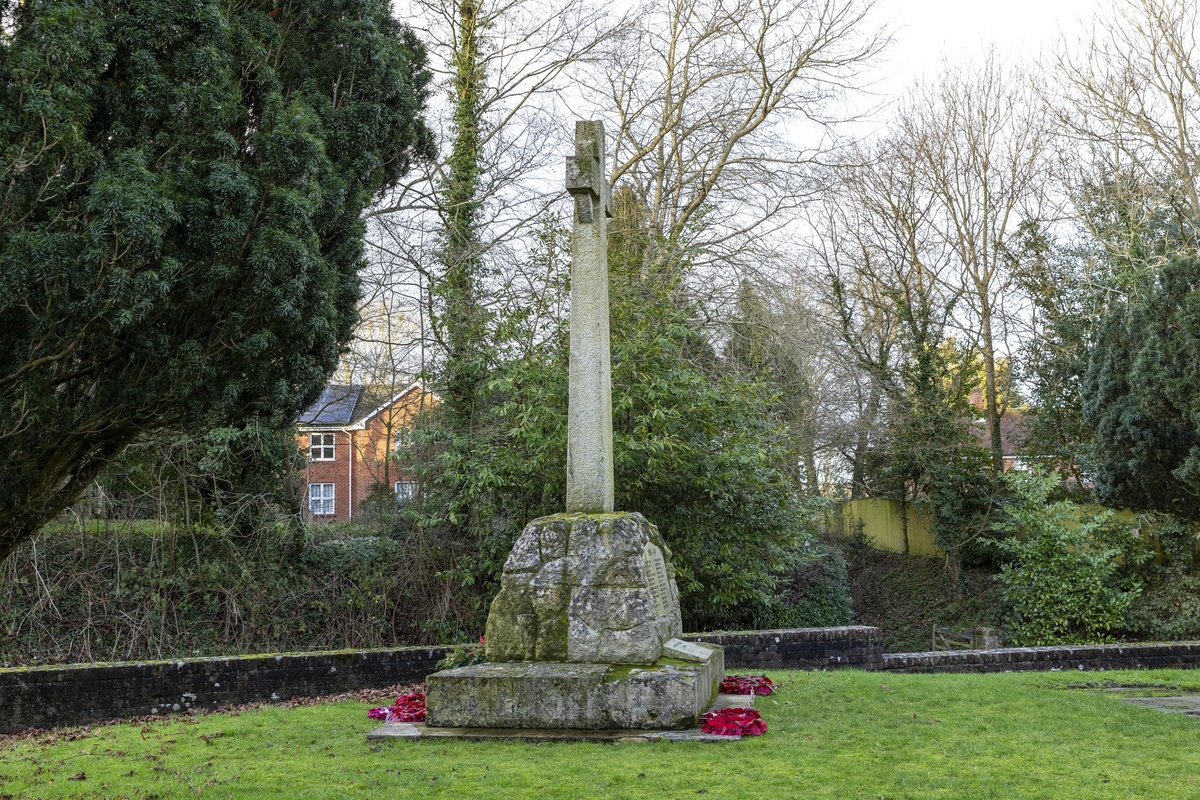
[424,512,723,730]
[426,640,723,730]
[485,512,682,664]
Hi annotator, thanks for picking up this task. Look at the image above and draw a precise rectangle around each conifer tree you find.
[0,0,433,559]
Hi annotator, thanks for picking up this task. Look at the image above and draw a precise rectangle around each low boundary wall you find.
[0,647,450,735]
[881,641,1200,673]
[1,627,882,734]
[685,626,883,671]
[6,630,1200,734]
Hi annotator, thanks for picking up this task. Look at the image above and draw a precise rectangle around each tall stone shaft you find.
[564,120,614,513]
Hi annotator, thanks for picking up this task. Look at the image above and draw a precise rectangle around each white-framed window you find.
[309,433,335,461]
[394,481,417,505]
[308,483,335,515]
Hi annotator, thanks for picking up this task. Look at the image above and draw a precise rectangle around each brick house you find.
[969,388,1029,471]
[296,383,432,521]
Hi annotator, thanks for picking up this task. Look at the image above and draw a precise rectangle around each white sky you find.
[856,0,1103,120]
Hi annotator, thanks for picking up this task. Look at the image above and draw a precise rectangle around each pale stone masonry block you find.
[485,512,683,665]
[565,120,615,513]
[425,644,723,730]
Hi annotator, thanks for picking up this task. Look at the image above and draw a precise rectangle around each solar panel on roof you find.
[297,385,362,425]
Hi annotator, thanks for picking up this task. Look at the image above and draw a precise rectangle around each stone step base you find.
[368,690,751,743]
[424,642,723,730]
[366,723,741,743]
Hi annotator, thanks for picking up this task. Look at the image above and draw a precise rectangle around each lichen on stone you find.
[484,512,683,665]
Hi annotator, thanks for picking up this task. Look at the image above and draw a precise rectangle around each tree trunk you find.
[439,0,488,430]
[0,430,135,561]
[803,446,820,497]
[850,382,881,499]
[980,308,1004,475]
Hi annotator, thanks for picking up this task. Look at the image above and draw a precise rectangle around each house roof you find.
[968,410,1029,457]
[298,384,363,426]
[296,382,424,429]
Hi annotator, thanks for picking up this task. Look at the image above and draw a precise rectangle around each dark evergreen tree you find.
[0,0,433,559]
[1084,255,1200,519]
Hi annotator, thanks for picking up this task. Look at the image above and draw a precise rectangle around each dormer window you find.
[309,433,335,461]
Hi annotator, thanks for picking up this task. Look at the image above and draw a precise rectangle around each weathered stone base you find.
[371,689,751,742]
[366,723,742,743]
[425,640,722,730]
[486,512,683,665]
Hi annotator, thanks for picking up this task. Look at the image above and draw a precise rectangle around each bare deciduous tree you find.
[360,0,625,402]
[902,56,1050,474]
[599,0,886,280]
[809,134,958,496]
[1055,0,1200,239]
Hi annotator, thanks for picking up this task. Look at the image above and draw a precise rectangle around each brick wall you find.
[0,647,450,735]
[302,431,356,520]
[7,630,1200,734]
[881,642,1200,673]
[685,626,883,670]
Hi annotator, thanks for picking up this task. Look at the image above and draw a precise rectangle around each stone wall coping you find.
[881,640,1200,672]
[685,626,878,640]
[886,640,1200,660]
[0,645,452,676]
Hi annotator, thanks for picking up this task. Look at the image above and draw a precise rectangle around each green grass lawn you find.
[2,668,1199,799]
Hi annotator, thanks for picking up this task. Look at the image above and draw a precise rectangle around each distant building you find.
[295,383,432,521]
[969,388,1028,471]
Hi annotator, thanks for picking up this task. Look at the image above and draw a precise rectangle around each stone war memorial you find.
[394,121,726,738]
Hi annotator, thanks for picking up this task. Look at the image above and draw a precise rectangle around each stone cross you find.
[564,120,614,513]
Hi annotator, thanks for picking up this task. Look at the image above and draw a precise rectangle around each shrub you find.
[752,542,853,630]
[1123,566,1200,641]
[996,471,1143,646]
[0,520,475,666]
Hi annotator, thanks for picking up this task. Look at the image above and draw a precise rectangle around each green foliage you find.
[609,273,805,630]
[0,520,476,666]
[996,471,1143,646]
[0,0,433,558]
[875,323,1000,570]
[1009,223,1098,492]
[1084,254,1200,519]
[1124,567,1200,642]
[1118,514,1200,641]
[435,642,487,671]
[752,540,853,630]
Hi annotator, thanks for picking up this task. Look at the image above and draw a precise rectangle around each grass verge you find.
[2,669,1198,798]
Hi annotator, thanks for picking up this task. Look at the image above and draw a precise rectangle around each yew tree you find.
[1084,254,1200,519]
[0,0,433,559]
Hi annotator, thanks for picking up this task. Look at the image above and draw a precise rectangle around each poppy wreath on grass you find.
[720,674,774,696]
[701,707,767,736]
[368,692,426,722]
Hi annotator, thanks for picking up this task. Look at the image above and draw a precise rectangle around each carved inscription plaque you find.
[641,542,672,617]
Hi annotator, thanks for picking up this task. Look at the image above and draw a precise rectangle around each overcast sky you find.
[866,0,1101,98]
